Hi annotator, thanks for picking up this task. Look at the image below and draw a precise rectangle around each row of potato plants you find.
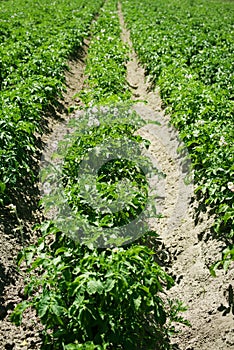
[11,0,188,349]
[121,0,234,270]
[79,0,131,105]
[0,0,103,205]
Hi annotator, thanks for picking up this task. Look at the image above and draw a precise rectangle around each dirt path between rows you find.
[118,3,233,350]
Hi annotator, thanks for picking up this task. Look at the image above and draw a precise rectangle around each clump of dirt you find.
[118,3,234,350]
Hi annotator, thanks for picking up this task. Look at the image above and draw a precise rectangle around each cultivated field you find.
[0,0,233,349]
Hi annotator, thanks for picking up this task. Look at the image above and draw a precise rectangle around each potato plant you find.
[79,0,131,105]
[11,0,188,348]
[121,0,234,270]
[12,223,188,349]
[0,0,104,205]
[12,102,188,348]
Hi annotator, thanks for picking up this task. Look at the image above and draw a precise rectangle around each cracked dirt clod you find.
[118,3,234,350]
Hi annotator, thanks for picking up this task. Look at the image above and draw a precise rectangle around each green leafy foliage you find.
[10,1,188,347]
[210,246,234,277]
[0,0,103,204]
[63,108,149,236]
[121,0,234,269]
[40,105,159,248]
[79,0,131,105]
[11,223,188,349]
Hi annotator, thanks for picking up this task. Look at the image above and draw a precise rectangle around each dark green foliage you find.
[79,0,131,105]
[10,1,188,348]
[0,0,104,205]
[11,223,188,349]
[121,0,234,268]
